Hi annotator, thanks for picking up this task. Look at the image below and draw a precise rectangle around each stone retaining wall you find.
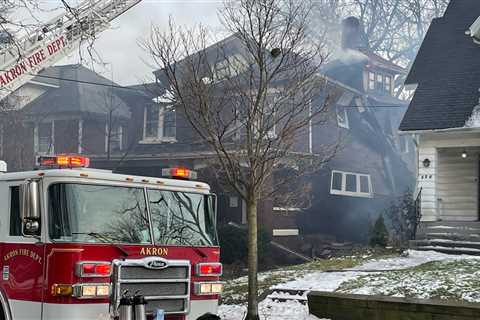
[308,291,480,320]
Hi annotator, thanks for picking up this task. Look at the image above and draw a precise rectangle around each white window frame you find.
[384,75,392,93]
[229,196,239,208]
[34,121,54,155]
[105,123,123,152]
[336,107,349,129]
[141,104,177,144]
[368,71,375,90]
[272,229,299,237]
[330,170,373,198]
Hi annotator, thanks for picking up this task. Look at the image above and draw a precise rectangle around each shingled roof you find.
[25,64,131,119]
[399,0,480,131]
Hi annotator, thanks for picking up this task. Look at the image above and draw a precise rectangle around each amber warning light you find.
[37,155,90,168]
[162,167,198,180]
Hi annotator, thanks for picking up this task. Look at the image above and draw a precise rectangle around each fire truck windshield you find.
[48,183,218,246]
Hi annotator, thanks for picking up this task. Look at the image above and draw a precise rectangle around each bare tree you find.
[144,1,341,318]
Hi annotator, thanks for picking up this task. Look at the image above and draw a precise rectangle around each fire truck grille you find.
[112,258,191,315]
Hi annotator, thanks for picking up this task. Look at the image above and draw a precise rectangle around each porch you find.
[413,131,480,254]
[418,144,480,223]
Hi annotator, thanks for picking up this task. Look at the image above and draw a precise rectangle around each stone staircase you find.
[410,221,480,255]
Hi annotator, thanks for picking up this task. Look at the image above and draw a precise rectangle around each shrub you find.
[370,214,389,247]
[218,224,272,265]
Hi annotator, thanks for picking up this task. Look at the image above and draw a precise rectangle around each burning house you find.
[0,17,414,259]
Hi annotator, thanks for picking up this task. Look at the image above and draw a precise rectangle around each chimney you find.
[341,17,368,50]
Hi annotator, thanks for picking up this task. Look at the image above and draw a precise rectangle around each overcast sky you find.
[62,1,224,85]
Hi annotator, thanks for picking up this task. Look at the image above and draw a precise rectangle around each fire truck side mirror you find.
[20,180,41,237]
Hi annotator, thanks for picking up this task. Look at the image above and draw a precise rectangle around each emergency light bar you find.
[162,167,197,180]
[37,155,90,168]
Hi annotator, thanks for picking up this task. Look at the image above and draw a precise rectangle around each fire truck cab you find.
[0,156,222,320]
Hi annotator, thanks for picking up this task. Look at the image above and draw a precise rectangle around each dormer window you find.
[368,72,375,90]
[385,76,392,93]
[367,70,393,95]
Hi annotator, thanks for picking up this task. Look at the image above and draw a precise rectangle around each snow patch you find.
[465,103,480,127]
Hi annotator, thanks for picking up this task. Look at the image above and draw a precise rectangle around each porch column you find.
[418,147,439,221]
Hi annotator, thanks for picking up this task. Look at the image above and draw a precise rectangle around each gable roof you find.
[400,0,480,131]
[24,64,131,119]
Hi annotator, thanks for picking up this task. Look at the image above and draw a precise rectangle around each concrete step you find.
[419,221,480,228]
[411,245,480,256]
[410,239,480,250]
[418,225,480,235]
[416,232,480,242]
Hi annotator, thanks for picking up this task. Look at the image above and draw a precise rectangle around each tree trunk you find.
[245,197,260,320]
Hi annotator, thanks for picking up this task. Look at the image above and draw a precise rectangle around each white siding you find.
[437,150,478,221]
[418,147,438,221]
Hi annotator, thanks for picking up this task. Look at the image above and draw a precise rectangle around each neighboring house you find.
[0,64,131,171]
[399,0,480,254]
[92,17,414,254]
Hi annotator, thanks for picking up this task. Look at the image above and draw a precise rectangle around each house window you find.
[163,107,176,138]
[215,59,231,81]
[214,54,248,82]
[368,72,375,90]
[108,124,123,152]
[144,104,160,139]
[143,104,176,142]
[336,107,349,129]
[384,75,392,93]
[375,74,383,91]
[37,122,54,154]
[330,170,373,198]
[229,196,239,208]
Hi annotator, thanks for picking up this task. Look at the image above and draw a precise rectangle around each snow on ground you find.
[219,250,480,320]
[219,301,328,320]
[275,250,465,291]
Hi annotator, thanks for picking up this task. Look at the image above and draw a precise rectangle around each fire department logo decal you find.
[3,249,42,264]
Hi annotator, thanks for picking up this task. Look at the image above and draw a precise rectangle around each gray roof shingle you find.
[26,64,131,119]
[400,0,480,131]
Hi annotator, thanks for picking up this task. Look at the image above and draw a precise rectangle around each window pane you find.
[9,186,21,236]
[49,184,150,244]
[360,176,370,193]
[148,189,218,246]
[332,172,342,191]
[337,108,348,128]
[38,122,52,153]
[369,72,375,80]
[345,174,357,192]
[110,125,122,152]
[145,105,159,138]
[163,108,176,138]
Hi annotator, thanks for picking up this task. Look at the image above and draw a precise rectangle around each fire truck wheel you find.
[196,313,221,320]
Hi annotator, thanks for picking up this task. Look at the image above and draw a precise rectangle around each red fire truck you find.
[0,155,223,320]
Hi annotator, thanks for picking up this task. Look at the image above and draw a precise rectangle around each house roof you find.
[400,0,480,131]
[24,64,131,119]
[359,49,406,74]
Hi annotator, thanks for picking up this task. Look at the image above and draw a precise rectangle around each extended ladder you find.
[0,0,142,102]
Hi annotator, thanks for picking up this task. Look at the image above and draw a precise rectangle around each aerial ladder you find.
[0,0,143,102]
